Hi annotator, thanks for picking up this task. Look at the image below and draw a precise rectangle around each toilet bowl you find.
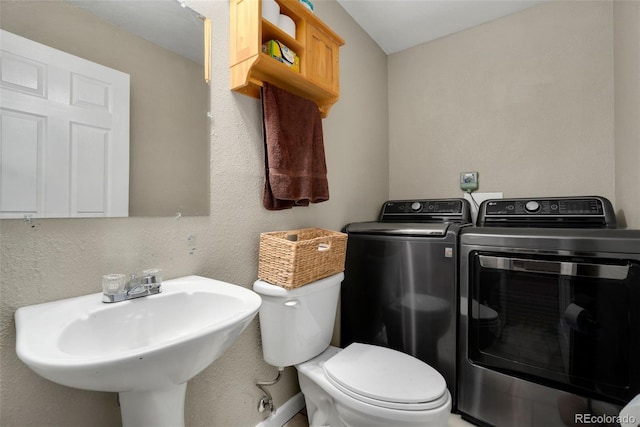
[297,345,451,427]
[253,273,451,427]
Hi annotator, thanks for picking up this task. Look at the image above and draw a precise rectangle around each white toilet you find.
[253,272,451,427]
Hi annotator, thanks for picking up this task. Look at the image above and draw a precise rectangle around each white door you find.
[0,29,130,218]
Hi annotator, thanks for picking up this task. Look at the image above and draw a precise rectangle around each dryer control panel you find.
[477,196,616,228]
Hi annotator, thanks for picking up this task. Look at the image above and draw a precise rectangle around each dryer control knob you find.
[525,201,541,213]
[411,202,422,211]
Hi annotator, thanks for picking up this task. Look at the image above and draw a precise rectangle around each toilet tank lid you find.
[323,343,447,406]
[253,273,344,297]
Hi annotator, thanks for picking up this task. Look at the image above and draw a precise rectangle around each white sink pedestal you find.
[119,383,187,427]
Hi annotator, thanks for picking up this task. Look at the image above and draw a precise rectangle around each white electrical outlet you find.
[460,172,479,192]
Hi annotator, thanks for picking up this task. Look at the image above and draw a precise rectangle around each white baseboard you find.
[255,392,305,427]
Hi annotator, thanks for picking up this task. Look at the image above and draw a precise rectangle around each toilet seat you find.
[322,343,448,411]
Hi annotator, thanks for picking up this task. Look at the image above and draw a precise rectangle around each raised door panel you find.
[71,124,108,216]
[305,26,339,93]
[230,0,260,67]
[0,110,43,215]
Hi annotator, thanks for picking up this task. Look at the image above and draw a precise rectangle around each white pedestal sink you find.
[15,275,262,427]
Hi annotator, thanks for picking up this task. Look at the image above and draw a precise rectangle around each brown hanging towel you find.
[261,82,329,210]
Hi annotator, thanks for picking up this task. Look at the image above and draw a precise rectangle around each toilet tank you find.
[253,273,343,367]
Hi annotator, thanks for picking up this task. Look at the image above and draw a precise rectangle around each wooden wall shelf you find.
[230,0,345,117]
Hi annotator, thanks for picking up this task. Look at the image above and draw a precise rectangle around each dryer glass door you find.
[468,251,640,403]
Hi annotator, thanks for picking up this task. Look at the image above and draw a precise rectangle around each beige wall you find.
[1,1,210,217]
[389,1,623,214]
[0,0,389,426]
[614,0,640,228]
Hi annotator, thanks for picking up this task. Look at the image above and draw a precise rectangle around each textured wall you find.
[388,1,617,204]
[0,0,389,425]
[614,0,640,228]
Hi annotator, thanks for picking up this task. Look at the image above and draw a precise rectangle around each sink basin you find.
[15,275,262,426]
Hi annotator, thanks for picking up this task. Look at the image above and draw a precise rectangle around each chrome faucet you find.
[102,269,162,303]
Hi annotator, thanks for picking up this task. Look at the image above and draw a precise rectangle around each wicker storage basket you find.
[258,228,347,289]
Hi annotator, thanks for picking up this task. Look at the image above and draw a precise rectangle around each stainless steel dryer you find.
[340,198,472,407]
[458,196,640,427]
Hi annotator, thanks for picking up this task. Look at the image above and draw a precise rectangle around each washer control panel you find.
[477,196,616,228]
[384,199,464,214]
[380,199,472,223]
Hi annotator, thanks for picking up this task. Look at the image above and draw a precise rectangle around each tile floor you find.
[283,409,477,426]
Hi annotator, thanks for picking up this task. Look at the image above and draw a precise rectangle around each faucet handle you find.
[142,268,162,287]
[102,274,127,295]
